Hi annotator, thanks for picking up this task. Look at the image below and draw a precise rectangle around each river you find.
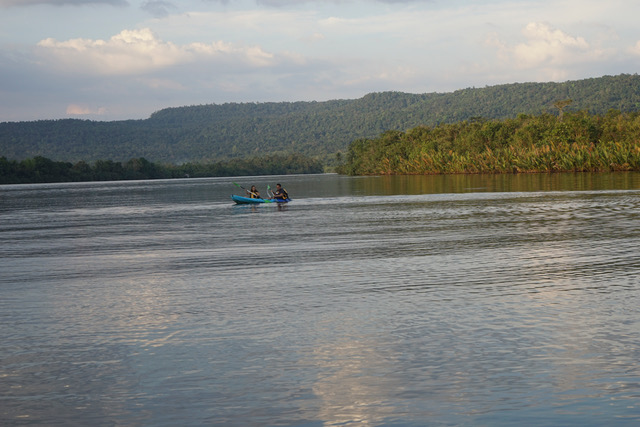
[1,173,639,426]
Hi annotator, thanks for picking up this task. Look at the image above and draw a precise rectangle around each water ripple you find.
[2,176,640,426]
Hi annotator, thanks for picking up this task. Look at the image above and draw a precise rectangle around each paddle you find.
[233,182,260,198]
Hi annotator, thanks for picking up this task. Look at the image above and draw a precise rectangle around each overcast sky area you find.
[1,0,639,121]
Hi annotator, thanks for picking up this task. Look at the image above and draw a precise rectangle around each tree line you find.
[2,74,640,165]
[337,110,640,175]
[0,153,323,185]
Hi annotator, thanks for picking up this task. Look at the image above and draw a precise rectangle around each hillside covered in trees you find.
[337,110,640,175]
[1,74,640,165]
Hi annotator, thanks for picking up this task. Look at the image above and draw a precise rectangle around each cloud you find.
[486,22,604,77]
[514,22,590,67]
[630,41,640,56]
[36,28,276,76]
[66,104,107,115]
[4,0,640,121]
[141,0,176,18]
[0,0,127,7]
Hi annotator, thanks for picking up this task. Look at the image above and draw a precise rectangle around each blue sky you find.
[1,0,639,121]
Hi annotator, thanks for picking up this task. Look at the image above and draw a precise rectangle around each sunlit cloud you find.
[2,0,640,121]
[66,104,107,115]
[514,22,590,67]
[485,22,609,81]
[36,28,276,76]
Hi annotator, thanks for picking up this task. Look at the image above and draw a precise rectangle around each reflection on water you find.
[311,337,396,426]
[1,173,639,426]
[342,171,640,196]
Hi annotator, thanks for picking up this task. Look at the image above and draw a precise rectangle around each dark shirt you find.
[273,188,288,200]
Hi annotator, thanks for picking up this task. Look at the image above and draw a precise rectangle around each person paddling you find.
[271,183,288,201]
[246,185,261,199]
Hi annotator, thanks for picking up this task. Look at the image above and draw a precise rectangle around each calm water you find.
[1,173,640,426]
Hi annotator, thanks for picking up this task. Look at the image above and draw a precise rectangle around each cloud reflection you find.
[309,337,397,425]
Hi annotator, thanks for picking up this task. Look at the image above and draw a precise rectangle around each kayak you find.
[231,195,291,204]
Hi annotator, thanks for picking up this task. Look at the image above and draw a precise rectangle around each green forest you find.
[0,153,323,185]
[337,110,640,175]
[2,74,640,166]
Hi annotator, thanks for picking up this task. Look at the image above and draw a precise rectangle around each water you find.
[1,173,640,426]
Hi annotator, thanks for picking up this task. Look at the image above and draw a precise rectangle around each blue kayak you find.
[231,195,291,204]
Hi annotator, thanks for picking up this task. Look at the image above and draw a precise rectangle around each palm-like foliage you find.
[338,111,640,175]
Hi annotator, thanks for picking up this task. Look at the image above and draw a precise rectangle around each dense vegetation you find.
[337,110,640,175]
[1,74,640,165]
[0,153,323,185]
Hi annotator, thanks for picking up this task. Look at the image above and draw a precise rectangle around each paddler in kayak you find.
[270,183,289,201]
[246,185,261,199]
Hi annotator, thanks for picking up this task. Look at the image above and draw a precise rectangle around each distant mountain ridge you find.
[1,74,639,164]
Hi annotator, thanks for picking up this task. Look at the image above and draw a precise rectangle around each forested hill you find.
[2,74,640,164]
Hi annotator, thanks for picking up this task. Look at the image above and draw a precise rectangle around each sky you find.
[1,0,639,122]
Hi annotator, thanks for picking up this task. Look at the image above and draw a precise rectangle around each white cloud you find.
[514,22,590,68]
[486,22,609,79]
[36,28,276,76]
[2,0,640,121]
